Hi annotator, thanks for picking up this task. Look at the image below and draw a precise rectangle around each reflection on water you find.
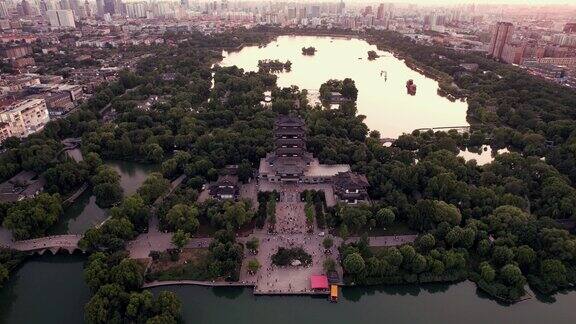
[0,255,89,324]
[151,281,576,324]
[458,145,510,166]
[52,161,155,235]
[51,190,108,235]
[1,258,575,323]
[220,35,469,138]
[107,161,157,196]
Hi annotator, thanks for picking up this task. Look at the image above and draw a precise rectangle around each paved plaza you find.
[240,232,339,294]
[238,181,341,294]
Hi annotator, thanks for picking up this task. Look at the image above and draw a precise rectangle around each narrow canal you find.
[50,161,156,235]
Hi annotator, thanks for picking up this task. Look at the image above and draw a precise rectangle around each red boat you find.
[406,79,417,95]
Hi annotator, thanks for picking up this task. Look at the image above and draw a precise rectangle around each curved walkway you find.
[142,280,254,289]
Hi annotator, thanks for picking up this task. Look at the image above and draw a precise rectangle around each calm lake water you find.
[220,35,469,138]
[51,161,156,235]
[458,146,510,166]
[2,255,575,324]
[0,255,90,324]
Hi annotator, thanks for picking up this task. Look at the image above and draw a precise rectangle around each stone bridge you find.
[413,126,471,134]
[0,232,85,255]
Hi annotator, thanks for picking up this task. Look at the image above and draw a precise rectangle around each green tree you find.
[153,291,181,319]
[2,193,63,240]
[138,173,170,205]
[164,204,200,233]
[322,236,334,250]
[323,258,336,272]
[344,252,365,274]
[375,208,395,227]
[500,264,525,287]
[110,259,144,291]
[247,259,260,274]
[339,223,349,240]
[416,234,436,252]
[172,230,191,250]
[480,262,496,282]
[246,237,259,252]
[94,182,123,208]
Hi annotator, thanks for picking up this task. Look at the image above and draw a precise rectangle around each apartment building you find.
[0,98,50,139]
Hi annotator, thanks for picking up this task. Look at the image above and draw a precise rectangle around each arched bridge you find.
[4,234,85,255]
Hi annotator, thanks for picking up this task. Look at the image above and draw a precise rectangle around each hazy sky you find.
[338,0,575,4]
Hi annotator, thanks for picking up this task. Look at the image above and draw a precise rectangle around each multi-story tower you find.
[488,22,514,61]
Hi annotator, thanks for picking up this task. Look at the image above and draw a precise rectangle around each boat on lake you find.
[406,79,417,95]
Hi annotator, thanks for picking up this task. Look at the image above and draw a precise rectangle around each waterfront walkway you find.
[142,280,254,289]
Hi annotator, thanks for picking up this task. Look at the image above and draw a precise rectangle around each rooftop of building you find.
[0,98,46,114]
[274,115,305,128]
[0,170,45,203]
[333,171,370,190]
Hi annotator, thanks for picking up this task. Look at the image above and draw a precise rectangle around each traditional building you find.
[209,165,240,200]
[332,171,370,204]
[258,116,368,205]
[0,171,45,203]
[259,115,351,183]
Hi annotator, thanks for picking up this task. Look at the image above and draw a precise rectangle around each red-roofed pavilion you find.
[310,275,329,290]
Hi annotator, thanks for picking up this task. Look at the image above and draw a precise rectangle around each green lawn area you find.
[146,248,211,281]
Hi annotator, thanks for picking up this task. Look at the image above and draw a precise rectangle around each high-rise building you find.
[95,0,104,16]
[39,0,48,15]
[287,7,296,19]
[310,5,320,18]
[84,0,91,17]
[564,23,576,34]
[337,0,345,15]
[298,7,306,19]
[488,22,514,61]
[125,1,146,18]
[103,0,115,15]
[69,0,85,18]
[363,5,372,16]
[0,1,10,18]
[59,0,70,10]
[376,4,384,20]
[47,9,75,28]
[21,0,35,16]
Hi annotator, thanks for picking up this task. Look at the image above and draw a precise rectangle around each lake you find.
[220,35,469,138]
[458,146,510,166]
[1,255,575,324]
[0,255,90,324]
